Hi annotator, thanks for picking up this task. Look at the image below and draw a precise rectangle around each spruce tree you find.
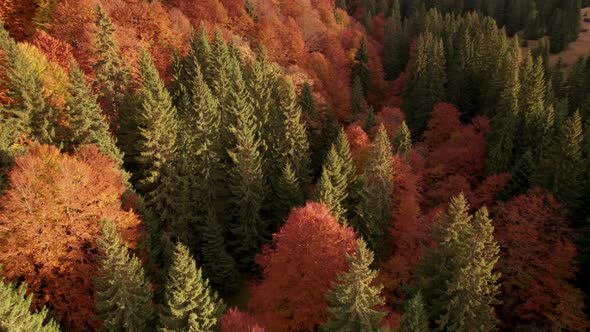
[273,161,305,228]
[300,82,323,177]
[398,292,429,332]
[134,50,179,209]
[95,221,153,332]
[393,121,412,156]
[363,107,376,133]
[518,53,546,157]
[159,243,225,332]
[0,275,60,332]
[209,28,232,111]
[321,239,386,332]
[382,3,407,80]
[351,76,366,117]
[316,145,348,222]
[403,32,446,136]
[67,63,123,165]
[352,38,370,96]
[335,127,358,219]
[355,124,394,257]
[92,4,130,121]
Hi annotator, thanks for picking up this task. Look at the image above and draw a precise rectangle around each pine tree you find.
[555,111,584,209]
[403,32,447,136]
[95,221,153,332]
[134,50,179,208]
[159,243,225,332]
[316,145,348,222]
[92,4,130,121]
[398,292,429,332]
[355,124,394,257]
[0,275,60,332]
[273,161,305,228]
[352,38,370,96]
[363,107,376,133]
[335,127,358,219]
[0,22,51,143]
[300,82,323,177]
[414,195,500,331]
[351,75,366,117]
[518,53,546,157]
[486,38,521,174]
[321,239,386,332]
[383,2,407,80]
[67,63,123,165]
[209,28,232,110]
[393,121,412,156]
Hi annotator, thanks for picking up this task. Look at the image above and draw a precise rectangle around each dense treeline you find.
[0,0,589,331]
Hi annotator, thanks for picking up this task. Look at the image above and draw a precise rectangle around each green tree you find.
[95,221,153,332]
[363,107,376,133]
[273,161,305,228]
[66,63,123,165]
[335,127,359,219]
[159,243,225,331]
[321,239,386,332]
[352,37,370,96]
[398,292,429,332]
[351,76,366,117]
[403,32,446,136]
[393,121,412,156]
[518,53,546,157]
[316,145,348,222]
[0,275,60,332]
[382,2,407,80]
[355,124,394,257]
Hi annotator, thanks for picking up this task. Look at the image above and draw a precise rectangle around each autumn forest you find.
[1,0,590,331]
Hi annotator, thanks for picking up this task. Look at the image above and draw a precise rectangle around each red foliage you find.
[221,308,266,332]
[345,124,371,171]
[249,202,357,332]
[0,144,143,331]
[31,30,74,71]
[376,106,404,141]
[1,0,36,40]
[493,188,588,331]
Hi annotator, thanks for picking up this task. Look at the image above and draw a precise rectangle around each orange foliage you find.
[249,202,357,332]
[31,30,74,71]
[493,188,588,331]
[0,144,143,331]
[1,0,36,40]
[221,308,266,332]
[345,124,371,171]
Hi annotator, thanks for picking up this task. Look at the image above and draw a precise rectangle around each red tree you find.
[0,144,143,331]
[493,188,588,331]
[249,202,357,331]
[221,308,266,332]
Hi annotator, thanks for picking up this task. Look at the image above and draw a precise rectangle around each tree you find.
[159,243,224,332]
[66,63,123,165]
[355,124,394,257]
[382,4,408,80]
[398,293,428,332]
[414,194,500,331]
[518,53,546,157]
[351,75,366,117]
[220,309,265,332]
[95,221,153,332]
[0,275,60,332]
[273,161,304,228]
[0,145,142,330]
[92,4,130,122]
[335,127,358,217]
[393,121,412,156]
[249,202,358,332]
[352,37,370,96]
[403,32,446,136]
[321,239,387,331]
[316,145,348,222]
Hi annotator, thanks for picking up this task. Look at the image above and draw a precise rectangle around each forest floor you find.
[524,8,590,68]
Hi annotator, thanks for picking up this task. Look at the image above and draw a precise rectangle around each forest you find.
[0,0,589,331]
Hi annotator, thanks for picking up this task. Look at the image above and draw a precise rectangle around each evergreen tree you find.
[321,239,387,332]
[0,275,60,332]
[518,53,546,157]
[382,10,408,80]
[351,76,366,117]
[363,107,376,133]
[393,121,412,156]
[67,63,123,165]
[335,127,358,219]
[159,243,225,332]
[92,4,130,121]
[403,32,447,136]
[414,195,500,331]
[355,124,394,257]
[209,28,232,116]
[95,221,153,332]
[398,292,429,332]
[273,161,305,228]
[300,82,323,177]
[316,145,348,222]
[134,50,179,209]
[352,38,370,96]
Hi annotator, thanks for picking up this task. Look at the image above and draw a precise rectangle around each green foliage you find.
[399,292,429,332]
[518,52,546,157]
[273,161,305,228]
[95,221,153,332]
[393,121,412,156]
[321,239,386,332]
[316,145,348,222]
[352,38,370,96]
[351,76,366,117]
[0,274,60,332]
[363,107,376,133]
[355,124,393,257]
[159,243,225,331]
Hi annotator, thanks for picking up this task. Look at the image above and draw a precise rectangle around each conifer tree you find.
[518,53,546,157]
[0,275,60,332]
[351,76,366,117]
[335,127,358,219]
[92,5,130,121]
[403,32,446,136]
[352,38,370,96]
[95,221,153,332]
[393,121,412,156]
[316,145,348,222]
[355,124,394,257]
[300,82,323,176]
[383,3,407,80]
[67,63,123,165]
[273,161,305,228]
[191,24,212,81]
[398,292,429,332]
[363,107,376,133]
[209,28,232,111]
[0,23,51,143]
[321,239,386,332]
[159,243,225,332]
[134,50,179,208]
